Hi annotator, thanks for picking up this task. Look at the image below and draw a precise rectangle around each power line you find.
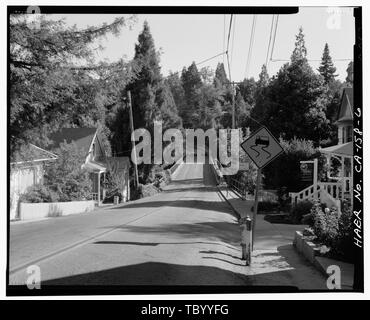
[196,52,226,66]
[226,14,233,53]
[244,15,257,79]
[270,58,352,62]
[265,15,275,69]
[164,51,226,80]
[230,15,236,68]
[270,14,279,61]
[268,15,351,63]
[223,14,226,65]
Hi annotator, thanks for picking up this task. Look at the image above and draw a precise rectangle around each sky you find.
[52,7,355,82]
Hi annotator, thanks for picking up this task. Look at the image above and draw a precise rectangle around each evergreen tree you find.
[250,65,270,130]
[165,72,186,127]
[252,28,330,144]
[237,78,257,107]
[128,21,162,130]
[9,14,137,157]
[156,82,181,130]
[318,43,338,84]
[345,61,353,86]
[214,62,229,87]
[181,62,202,128]
[291,27,307,62]
[257,64,269,87]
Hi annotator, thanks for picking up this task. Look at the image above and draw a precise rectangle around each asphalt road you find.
[9,162,326,290]
[9,163,251,286]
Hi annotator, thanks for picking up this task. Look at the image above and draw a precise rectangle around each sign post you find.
[252,168,262,250]
[240,126,284,252]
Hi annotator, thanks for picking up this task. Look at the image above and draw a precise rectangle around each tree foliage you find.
[10,14,138,157]
[251,28,331,145]
[318,43,338,84]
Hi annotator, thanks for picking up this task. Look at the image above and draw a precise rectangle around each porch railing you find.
[289,184,321,206]
[91,193,99,201]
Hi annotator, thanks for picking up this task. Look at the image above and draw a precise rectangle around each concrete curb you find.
[293,231,354,289]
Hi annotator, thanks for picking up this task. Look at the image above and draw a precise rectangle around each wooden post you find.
[313,158,318,189]
[341,155,345,200]
[252,168,262,250]
[128,91,139,188]
[231,83,236,129]
[97,172,101,206]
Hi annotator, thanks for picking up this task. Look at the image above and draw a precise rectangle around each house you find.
[319,87,353,205]
[48,127,130,205]
[290,87,353,211]
[336,87,353,144]
[10,144,58,220]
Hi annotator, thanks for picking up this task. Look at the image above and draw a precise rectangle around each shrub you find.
[45,142,92,201]
[20,184,59,203]
[312,204,339,247]
[301,213,314,226]
[257,200,279,213]
[332,202,354,262]
[290,200,314,224]
[310,201,354,262]
[262,138,326,192]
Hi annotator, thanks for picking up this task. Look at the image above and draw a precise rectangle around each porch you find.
[289,142,353,213]
[84,161,107,206]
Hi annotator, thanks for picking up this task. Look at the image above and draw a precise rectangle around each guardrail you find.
[210,156,224,185]
[226,176,247,200]
[167,156,184,179]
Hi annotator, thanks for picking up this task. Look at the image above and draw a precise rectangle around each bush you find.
[301,213,314,225]
[310,201,354,262]
[20,184,59,203]
[290,200,314,224]
[312,204,339,247]
[262,138,325,192]
[257,200,279,213]
[45,142,92,201]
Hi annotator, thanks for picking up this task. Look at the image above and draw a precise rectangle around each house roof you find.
[320,142,353,157]
[83,160,107,173]
[48,128,97,153]
[11,144,58,165]
[337,87,353,123]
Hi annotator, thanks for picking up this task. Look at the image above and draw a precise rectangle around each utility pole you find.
[224,81,242,129]
[127,90,139,188]
[231,83,236,129]
[252,168,262,250]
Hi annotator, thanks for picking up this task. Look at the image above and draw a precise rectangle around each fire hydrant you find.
[239,216,252,266]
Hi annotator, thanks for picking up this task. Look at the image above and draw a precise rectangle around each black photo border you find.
[6,5,363,296]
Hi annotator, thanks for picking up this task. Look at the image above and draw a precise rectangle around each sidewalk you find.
[217,185,354,290]
[217,185,329,289]
[217,185,305,249]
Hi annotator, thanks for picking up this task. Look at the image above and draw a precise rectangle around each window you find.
[346,125,353,142]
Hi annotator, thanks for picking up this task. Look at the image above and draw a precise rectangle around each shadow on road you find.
[41,261,251,286]
[107,199,235,216]
[93,241,238,251]
[98,221,241,245]
[199,250,241,260]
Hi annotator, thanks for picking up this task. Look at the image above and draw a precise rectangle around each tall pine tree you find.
[291,27,307,62]
[180,62,202,128]
[128,21,162,130]
[318,43,338,84]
